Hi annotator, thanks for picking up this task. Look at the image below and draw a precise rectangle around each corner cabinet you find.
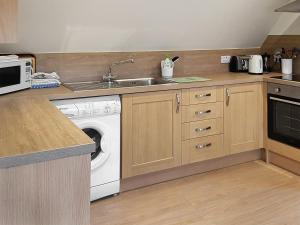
[0,0,17,43]
[122,90,182,178]
[224,83,263,154]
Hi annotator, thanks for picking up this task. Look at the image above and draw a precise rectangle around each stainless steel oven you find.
[268,83,300,148]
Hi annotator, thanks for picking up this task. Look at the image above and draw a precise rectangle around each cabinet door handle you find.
[195,126,211,133]
[195,93,211,99]
[226,88,230,106]
[195,110,212,116]
[176,93,180,113]
[195,143,212,150]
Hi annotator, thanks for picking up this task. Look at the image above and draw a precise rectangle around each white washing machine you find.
[53,95,121,201]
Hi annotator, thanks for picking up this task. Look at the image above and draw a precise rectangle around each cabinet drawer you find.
[182,135,224,164]
[190,87,217,104]
[182,102,223,122]
[182,118,223,140]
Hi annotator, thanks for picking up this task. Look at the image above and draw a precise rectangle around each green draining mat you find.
[170,77,211,83]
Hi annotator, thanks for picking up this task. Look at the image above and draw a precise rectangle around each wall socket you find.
[221,56,231,64]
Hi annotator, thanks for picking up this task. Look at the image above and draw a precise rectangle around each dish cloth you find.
[31,72,61,89]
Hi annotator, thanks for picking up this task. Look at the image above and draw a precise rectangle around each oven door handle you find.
[270,97,300,106]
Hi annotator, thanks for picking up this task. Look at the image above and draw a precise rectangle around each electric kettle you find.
[248,55,263,74]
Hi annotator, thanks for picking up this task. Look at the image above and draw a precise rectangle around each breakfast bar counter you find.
[0,95,94,168]
[0,95,94,225]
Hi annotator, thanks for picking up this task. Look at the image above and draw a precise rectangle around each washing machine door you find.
[76,121,113,171]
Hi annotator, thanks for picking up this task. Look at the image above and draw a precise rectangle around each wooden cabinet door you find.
[224,83,262,154]
[0,0,17,43]
[122,90,181,178]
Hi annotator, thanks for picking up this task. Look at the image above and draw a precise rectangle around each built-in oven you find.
[268,83,300,148]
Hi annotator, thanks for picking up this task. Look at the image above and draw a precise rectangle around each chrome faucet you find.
[103,59,134,83]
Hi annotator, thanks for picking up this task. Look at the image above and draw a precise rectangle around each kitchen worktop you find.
[0,95,95,168]
[3,72,279,100]
[264,76,300,88]
[30,72,280,100]
[0,72,279,168]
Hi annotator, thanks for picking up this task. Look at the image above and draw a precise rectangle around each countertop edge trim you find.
[0,143,95,168]
[264,77,300,88]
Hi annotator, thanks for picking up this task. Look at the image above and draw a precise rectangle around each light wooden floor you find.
[91,161,300,225]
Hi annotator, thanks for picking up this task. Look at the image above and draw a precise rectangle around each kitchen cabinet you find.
[181,86,225,165]
[182,134,224,164]
[224,83,262,154]
[0,155,90,225]
[0,0,17,43]
[122,90,182,178]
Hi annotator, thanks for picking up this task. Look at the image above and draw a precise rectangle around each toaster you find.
[229,56,249,73]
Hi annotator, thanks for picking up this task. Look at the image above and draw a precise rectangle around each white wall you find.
[0,0,289,53]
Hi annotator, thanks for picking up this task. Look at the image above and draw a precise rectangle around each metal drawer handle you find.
[195,93,212,99]
[195,110,212,116]
[196,143,212,149]
[195,126,211,133]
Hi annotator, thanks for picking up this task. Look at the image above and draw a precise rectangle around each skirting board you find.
[268,151,300,176]
[121,149,263,192]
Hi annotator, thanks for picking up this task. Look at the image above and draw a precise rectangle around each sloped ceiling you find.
[269,13,300,34]
[0,0,290,53]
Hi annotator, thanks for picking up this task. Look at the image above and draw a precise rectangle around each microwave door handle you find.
[270,97,300,106]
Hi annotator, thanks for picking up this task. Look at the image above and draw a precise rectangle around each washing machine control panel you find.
[91,101,121,116]
[76,103,92,117]
[53,96,121,119]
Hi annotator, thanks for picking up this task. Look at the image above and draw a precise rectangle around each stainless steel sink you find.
[64,77,174,92]
[115,77,171,87]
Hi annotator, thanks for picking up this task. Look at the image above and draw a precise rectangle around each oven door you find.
[268,94,300,148]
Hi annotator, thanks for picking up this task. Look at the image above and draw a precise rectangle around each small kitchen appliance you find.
[248,55,263,74]
[0,55,32,95]
[229,56,249,72]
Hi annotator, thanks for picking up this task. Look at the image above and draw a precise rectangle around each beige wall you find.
[269,14,300,35]
[0,0,288,53]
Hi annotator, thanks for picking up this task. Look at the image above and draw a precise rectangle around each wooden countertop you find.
[264,76,300,88]
[0,72,279,168]
[0,95,94,168]
[3,72,278,101]
[47,72,279,100]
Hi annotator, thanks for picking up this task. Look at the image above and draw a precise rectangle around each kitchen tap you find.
[103,59,134,83]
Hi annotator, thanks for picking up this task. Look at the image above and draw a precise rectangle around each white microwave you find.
[0,57,32,95]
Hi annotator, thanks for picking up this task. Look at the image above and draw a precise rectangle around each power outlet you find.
[221,56,231,64]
